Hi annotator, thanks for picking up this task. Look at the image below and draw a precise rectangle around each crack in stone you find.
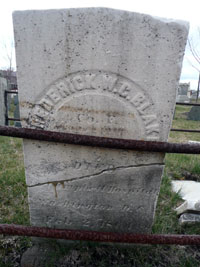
[28,162,164,188]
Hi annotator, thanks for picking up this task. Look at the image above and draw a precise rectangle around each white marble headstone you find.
[13,8,189,234]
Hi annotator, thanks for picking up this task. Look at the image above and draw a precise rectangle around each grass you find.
[0,136,30,266]
[169,105,200,143]
[0,104,200,266]
[0,136,29,225]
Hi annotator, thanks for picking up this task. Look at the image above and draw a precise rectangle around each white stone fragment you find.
[188,140,200,144]
[172,180,200,217]
[179,213,200,225]
[172,180,200,202]
[175,200,200,215]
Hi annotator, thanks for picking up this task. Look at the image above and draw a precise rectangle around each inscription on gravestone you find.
[13,8,189,235]
[29,71,160,141]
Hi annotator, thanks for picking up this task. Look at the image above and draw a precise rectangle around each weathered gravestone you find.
[14,94,21,127]
[0,77,7,126]
[176,83,190,103]
[188,106,200,121]
[13,8,189,236]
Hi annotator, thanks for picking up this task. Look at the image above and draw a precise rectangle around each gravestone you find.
[5,94,12,116]
[13,8,188,237]
[0,77,7,126]
[178,83,190,96]
[176,83,190,103]
[187,106,200,121]
[14,94,21,127]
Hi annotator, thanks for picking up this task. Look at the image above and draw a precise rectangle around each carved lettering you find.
[130,93,146,107]
[142,115,157,126]
[102,74,118,91]
[63,200,113,211]
[65,78,76,93]
[72,75,85,91]
[117,81,131,98]
[39,96,54,112]
[85,73,97,89]
[46,87,62,104]
[146,123,160,136]
[56,81,71,97]
[27,71,160,141]
[62,183,157,195]
[130,93,151,114]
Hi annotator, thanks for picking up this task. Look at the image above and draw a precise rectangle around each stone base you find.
[21,237,84,266]
[21,242,74,267]
[21,239,149,266]
[21,245,53,267]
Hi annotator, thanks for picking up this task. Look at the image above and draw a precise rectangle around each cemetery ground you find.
[0,105,200,266]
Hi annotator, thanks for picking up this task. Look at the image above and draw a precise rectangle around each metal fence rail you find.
[0,126,200,154]
[171,129,200,133]
[1,223,200,245]
[176,102,200,106]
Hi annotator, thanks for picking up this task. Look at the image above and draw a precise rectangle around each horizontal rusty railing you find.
[0,224,200,245]
[0,126,200,154]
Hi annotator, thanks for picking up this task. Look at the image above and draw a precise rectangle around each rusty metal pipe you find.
[0,224,200,245]
[0,126,200,154]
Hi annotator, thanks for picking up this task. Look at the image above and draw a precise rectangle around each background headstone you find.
[0,77,7,126]
[187,106,200,121]
[178,83,190,96]
[189,90,198,100]
[14,94,21,127]
[176,83,190,103]
[13,8,189,236]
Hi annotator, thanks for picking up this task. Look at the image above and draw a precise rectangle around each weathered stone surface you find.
[29,165,163,233]
[179,213,200,225]
[13,8,188,234]
[23,140,164,186]
[0,77,7,125]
